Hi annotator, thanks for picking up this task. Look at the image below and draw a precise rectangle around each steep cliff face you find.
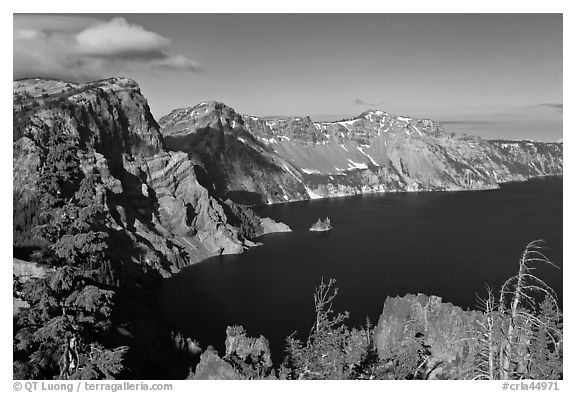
[13,79,279,278]
[159,102,309,205]
[13,78,562,276]
[159,103,562,204]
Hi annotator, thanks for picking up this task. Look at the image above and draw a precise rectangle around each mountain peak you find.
[194,100,230,109]
[359,109,388,118]
[192,100,246,116]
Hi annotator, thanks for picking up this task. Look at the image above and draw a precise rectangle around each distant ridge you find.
[159,98,562,204]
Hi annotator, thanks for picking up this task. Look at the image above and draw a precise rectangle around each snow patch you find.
[337,119,361,132]
[258,136,278,144]
[281,163,301,178]
[357,146,379,166]
[411,125,423,136]
[365,111,385,122]
[301,168,321,175]
[379,125,391,134]
[347,159,368,170]
[338,119,361,126]
[340,144,349,152]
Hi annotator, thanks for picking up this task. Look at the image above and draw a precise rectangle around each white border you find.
[3,2,573,392]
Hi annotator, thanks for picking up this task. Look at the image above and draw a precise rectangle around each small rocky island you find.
[309,217,333,232]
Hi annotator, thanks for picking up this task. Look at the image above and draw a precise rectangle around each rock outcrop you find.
[260,217,291,234]
[13,258,55,316]
[13,258,53,282]
[309,217,333,232]
[191,348,245,380]
[191,325,274,380]
[374,294,482,379]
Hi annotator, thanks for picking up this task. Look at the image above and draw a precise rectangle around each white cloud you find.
[152,55,202,71]
[13,15,201,82]
[76,17,171,58]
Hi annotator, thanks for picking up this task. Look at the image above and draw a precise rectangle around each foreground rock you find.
[190,325,274,380]
[374,294,482,379]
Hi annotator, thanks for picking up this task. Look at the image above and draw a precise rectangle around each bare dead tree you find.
[308,277,349,342]
[472,285,499,380]
[497,240,560,379]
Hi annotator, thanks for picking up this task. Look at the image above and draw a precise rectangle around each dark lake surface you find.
[155,177,563,364]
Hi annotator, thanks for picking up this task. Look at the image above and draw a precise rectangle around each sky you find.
[13,13,563,141]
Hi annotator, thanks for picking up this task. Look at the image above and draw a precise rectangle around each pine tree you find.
[526,294,562,379]
[14,121,126,379]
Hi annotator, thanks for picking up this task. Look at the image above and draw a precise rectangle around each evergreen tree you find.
[14,122,126,379]
[526,294,562,379]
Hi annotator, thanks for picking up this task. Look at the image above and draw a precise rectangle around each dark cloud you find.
[537,103,563,114]
[353,98,390,107]
[353,98,376,107]
[13,15,202,82]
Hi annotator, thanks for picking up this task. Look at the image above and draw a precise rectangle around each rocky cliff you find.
[13,78,562,276]
[160,104,562,204]
[159,102,309,205]
[13,78,287,278]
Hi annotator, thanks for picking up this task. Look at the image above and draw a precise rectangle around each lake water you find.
[155,177,563,364]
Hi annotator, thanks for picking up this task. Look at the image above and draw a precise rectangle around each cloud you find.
[152,55,203,71]
[537,103,563,114]
[353,98,376,107]
[76,18,171,58]
[353,98,387,107]
[13,15,201,82]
